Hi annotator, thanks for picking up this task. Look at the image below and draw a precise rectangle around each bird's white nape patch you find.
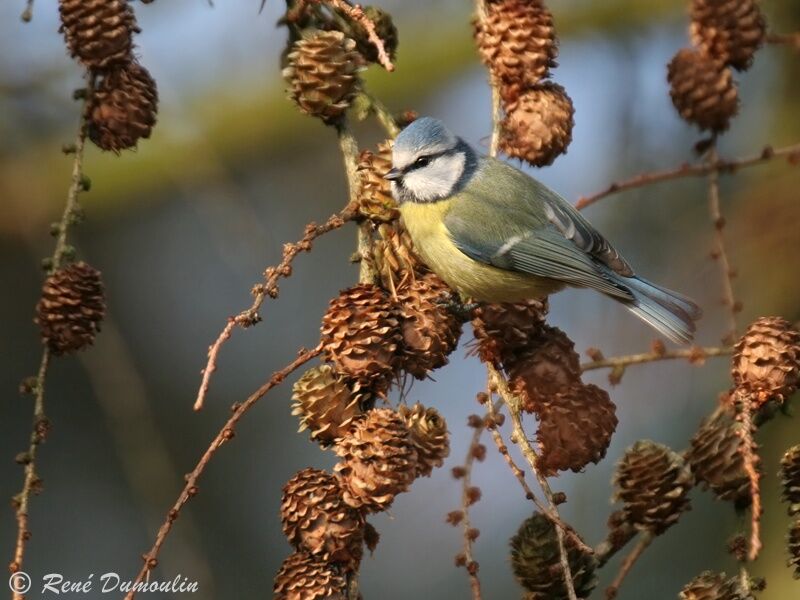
[402,151,466,203]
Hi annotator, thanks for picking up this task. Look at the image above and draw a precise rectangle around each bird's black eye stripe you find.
[405,150,447,172]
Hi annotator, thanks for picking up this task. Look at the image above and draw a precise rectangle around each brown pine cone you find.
[399,403,450,477]
[686,409,753,510]
[499,82,574,167]
[679,571,749,600]
[781,445,800,517]
[471,298,548,366]
[789,519,800,578]
[396,273,462,379]
[506,324,581,412]
[35,261,106,355]
[690,0,766,71]
[333,408,418,512]
[535,383,618,476]
[282,30,365,124]
[372,223,427,293]
[613,440,692,535]
[88,61,158,152]
[59,0,139,69]
[510,512,597,599]
[356,141,398,223]
[320,283,402,389]
[732,316,800,406]
[667,47,738,132]
[273,552,347,600]
[291,365,367,446]
[474,0,558,93]
[350,6,399,64]
[280,468,365,571]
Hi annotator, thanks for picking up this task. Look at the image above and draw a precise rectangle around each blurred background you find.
[1,0,799,598]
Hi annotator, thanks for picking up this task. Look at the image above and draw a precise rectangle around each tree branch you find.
[605,532,653,600]
[126,344,322,599]
[580,345,732,373]
[9,74,93,591]
[575,142,800,210]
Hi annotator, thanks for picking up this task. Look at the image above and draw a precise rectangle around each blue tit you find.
[384,117,701,344]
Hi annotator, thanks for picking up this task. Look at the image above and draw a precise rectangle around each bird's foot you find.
[436,294,479,321]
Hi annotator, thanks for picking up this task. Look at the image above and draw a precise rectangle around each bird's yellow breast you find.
[399,201,560,302]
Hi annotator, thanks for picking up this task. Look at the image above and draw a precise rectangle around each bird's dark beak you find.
[384,168,402,181]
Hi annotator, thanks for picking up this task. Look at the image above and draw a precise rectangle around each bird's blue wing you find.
[444,212,634,300]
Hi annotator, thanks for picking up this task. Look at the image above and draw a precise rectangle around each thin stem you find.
[125,344,322,599]
[9,74,93,590]
[489,83,502,157]
[362,93,400,138]
[580,345,732,372]
[574,142,800,210]
[735,394,762,561]
[193,208,353,410]
[484,399,593,555]
[605,532,654,600]
[488,364,578,600]
[322,0,395,71]
[337,121,377,285]
[457,411,489,600]
[706,144,739,344]
[767,32,800,49]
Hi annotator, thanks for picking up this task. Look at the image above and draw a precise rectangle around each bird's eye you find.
[414,156,430,168]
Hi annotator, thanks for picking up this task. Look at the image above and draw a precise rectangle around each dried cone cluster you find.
[291,365,366,446]
[372,223,427,293]
[59,0,139,69]
[781,445,800,517]
[351,6,398,64]
[399,403,450,477]
[499,82,575,167]
[88,61,158,153]
[333,408,419,512]
[320,283,401,390]
[534,383,618,477]
[59,0,159,151]
[473,302,617,475]
[679,571,750,600]
[395,274,462,379]
[356,142,398,223]
[667,48,738,133]
[687,409,753,509]
[613,440,692,534]
[273,552,346,600]
[36,262,106,355]
[475,0,558,93]
[474,0,573,166]
[283,30,365,124]
[732,317,800,407]
[510,513,597,599]
[280,468,365,571]
[789,519,800,578]
[667,0,765,132]
[690,0,766,71]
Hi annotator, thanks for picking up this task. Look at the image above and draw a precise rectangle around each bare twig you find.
[488,364,578,600]
[9,75,93,590]
[605,532,654,600]
[361,93,401,138]
[193,209,353,410]
[323,0,395,71]
[706,144,739,344]
[484,398,592,555]
[734,393,762,561]
[767,32,800,49]
[126,344,323,599]
[454,408,491,600]
[580,345,732,372]
[575,142,800,210]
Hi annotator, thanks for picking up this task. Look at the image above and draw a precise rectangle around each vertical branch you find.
[605,532,653,600]
[735,393,762,561]
[488,365,578,600]
[707,143,739,344]
[9,74,94,588]
[336,122,376,285]
[489,83,502,157]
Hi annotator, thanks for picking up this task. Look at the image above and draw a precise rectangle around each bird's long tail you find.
[615,275,702,344]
